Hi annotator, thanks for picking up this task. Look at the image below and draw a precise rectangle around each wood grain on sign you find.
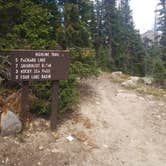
[9,50,69,81]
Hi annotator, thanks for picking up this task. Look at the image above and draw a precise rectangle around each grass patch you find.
[111,73,130,83]
[136,86,165,98]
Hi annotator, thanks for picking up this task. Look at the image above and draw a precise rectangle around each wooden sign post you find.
[21,81,29,122]
[50,80,59,129]
[9,50,69,130]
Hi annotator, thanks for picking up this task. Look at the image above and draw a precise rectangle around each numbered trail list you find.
[10,50,69,81]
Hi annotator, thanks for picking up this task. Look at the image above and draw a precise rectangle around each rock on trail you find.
[1,111,22,136]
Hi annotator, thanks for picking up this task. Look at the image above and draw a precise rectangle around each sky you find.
[130,0,158,34]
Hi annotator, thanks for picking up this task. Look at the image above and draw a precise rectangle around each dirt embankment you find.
[0,73,166,166]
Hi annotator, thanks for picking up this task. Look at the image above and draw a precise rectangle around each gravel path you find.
[0,74,166,166]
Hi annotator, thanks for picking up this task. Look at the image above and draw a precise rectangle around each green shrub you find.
[153,59,166,85]
[30,74,78,115]
[70,48,99,78]
[95,48,111,71]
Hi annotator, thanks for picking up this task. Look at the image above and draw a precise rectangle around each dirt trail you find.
[0,74,166,166]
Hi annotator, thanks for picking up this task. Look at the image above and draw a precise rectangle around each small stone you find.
[38,146,44,150]
[83,141,88,146]
[38,162,41,165]
[51,149,58,153]
[117,90,125,93]
[26,133,31,137]
[1,111,22,136]
[103,144,109,148]
[52,133,60,140]
[5,157,9,163]
[150,138,153,142]
[95,101,100,105]
[156,115,161,119]
[139,97,145,101]
[158,103,164,107]
[45,122,49,127]
[14,140,19,145]
[66,135,74,142]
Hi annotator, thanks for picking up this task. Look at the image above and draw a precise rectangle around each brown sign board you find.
[9,50,69,81]
[8,50,69,130]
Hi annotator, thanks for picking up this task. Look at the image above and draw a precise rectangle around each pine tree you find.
[120,0,133,27]
[0,0,56,50]
[91,0,104,58]
[151,0,166,84]
[158,0,166,67]
[57,0,92,49]
[109,0,145,75]
[103,0,116,62]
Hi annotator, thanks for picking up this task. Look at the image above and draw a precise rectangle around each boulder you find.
[142,77,153,85]
[121,79,137,88]
[1,110,22,136]
[111,71,123,77]
[129,76,140,83]
[110,71,129,82]
[121,76,141,88]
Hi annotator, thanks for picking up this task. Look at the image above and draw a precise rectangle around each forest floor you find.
[0,73,166,166]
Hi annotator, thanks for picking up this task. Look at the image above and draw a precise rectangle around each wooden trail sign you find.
[9,50,69,130]
[10,50,69,81]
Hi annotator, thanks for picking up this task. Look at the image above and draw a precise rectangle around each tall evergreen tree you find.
[158,0,166,67]
[57,0,92,49]
[109,0,145,75]
[120,0,133,27]
[91,0,104,58]
[103,0,116,62]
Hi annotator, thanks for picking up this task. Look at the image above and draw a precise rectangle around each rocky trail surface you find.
[0,73,166,166]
